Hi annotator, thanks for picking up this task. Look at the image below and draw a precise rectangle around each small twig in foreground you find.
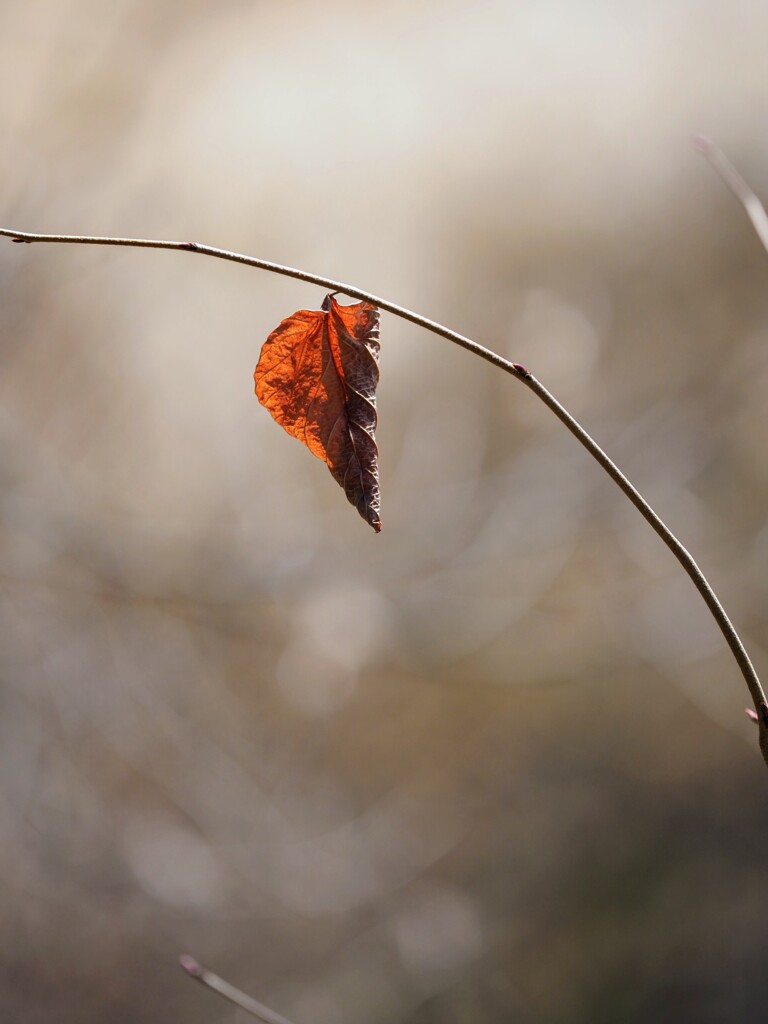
[179,955,298,1024]
[694,135,768,253]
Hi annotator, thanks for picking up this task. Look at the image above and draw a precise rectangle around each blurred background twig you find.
[180,955,298,1024]
[696,135,768,253]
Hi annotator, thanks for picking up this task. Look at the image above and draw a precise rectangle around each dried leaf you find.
[254,293,381,531]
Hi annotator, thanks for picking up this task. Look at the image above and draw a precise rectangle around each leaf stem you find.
[2,225,767,767]
[179,954,298,1024]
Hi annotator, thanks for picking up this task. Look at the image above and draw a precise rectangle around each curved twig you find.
[2,225,766,767]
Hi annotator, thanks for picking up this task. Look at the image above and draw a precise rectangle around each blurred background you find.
[1,2,768,1021]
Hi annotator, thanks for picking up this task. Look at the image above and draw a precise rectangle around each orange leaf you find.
[254,293,381,532]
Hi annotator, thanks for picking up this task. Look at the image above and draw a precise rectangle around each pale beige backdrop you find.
[1,2,768,1022]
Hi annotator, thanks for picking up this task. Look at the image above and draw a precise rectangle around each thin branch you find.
[0,228,514,374]
[180,955,298,1024]
[694,135,768,253]
[2,225,767,767]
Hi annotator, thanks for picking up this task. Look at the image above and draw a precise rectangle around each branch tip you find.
[696,136,768,255]
[178,954,204,978]
[179,953,298,1023]
[693,134,714,156]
